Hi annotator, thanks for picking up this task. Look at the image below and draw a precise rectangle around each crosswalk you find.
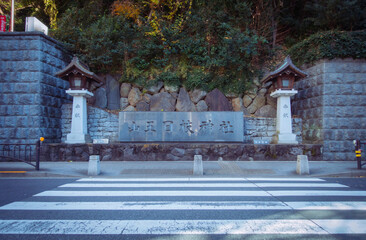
[1,177,366,239]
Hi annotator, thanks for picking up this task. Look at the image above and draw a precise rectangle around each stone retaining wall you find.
[293,58,366,160]
[61,104,119,142]
[40,143,322,162]
[91,75,277,118]
[245,117,302,144]
[0,32,71,144]
[1,31,363,162]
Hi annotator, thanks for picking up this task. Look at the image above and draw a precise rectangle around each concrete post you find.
[193,155,203,175]
[296,155,309,175]
[88,155,100,176]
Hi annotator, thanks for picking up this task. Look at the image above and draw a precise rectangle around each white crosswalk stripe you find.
[0,201,291,210]
[1,177,366,238]
[268,190,366,196]
[59,182,259,188]
[4,200,366,211]
[76,177,248,182]
[34,190,272,197]
[0,219,330,234]
[58,182,345,188]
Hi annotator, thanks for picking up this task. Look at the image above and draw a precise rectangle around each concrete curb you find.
[1,161,366,178]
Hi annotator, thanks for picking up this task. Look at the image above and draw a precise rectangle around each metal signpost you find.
[10,0,14,32]
[354,140,365,169]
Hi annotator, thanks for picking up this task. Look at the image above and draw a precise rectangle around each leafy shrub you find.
[158,71,181,88]
[288,30,366,66]
[53,1,271,94]
[52,9,136,73]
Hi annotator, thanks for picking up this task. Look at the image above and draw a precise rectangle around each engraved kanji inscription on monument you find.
[119,112,243,142]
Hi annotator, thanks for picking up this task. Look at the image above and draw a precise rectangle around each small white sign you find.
[93,139,109,144]
[25,17,48,35]
[253,139,270,145]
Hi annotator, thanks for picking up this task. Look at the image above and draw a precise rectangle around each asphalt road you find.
[0,177,366,240]
[0,178,76,206]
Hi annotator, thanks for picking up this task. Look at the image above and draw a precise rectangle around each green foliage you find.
[79,15,137,72]
[52,7,137,73]
[130,0,267,93]
[44,0,58,28]
[1,0,64,31]
[51,0,365,95]
[288,30,366,66]
[158,71,181,88]
[184,68,210,91]
[52,0,268,94]
[303,0,366,32]
[279,0,366,46]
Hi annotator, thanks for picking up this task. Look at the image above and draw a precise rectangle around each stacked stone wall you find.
[292,63,325,144]
[0,32,72,144]
[41,143,322,162]
[61,104,119,142]
[293,58,366,160]
[91,75,277,118]
[245,117,302,144]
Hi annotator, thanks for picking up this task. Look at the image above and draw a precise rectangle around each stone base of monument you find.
[278,133,298,145]
[39,143,323,162]
[66,133,92,144]
[296,155,309,175]
[88,155,100,176]
[193,155,203,175]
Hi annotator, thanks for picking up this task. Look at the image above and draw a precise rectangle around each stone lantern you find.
[261,56,307,144]
[56,57,102,143]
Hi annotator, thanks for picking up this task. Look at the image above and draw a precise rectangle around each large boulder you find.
[267,94,277,108]
[196,100,208,112]
[94,87,107,109]
[164,85,179,93]
[150,92,176,111]
[176,87,196,112]
[190,89,207,103]
[136,101,150,111]
[128,87,142,106]
[205,88,233,111]
[120,97,129,110]
[247,95,265,114]
[258,88,267,96]
[143,93,152,103]
[146,81,163,94]
[243,95,253,108]
[123,106,136,111]
[106,75,120,110]
[232,97,244,112]
[256,105,276,118]
[120,83,131,98]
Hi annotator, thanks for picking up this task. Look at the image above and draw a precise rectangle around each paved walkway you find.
[1,160,365,178]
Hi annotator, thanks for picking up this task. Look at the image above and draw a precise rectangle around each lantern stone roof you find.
[261,56,308,84]
[55,56,102,83]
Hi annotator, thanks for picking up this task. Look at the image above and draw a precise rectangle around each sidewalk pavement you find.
[1,160,365,178]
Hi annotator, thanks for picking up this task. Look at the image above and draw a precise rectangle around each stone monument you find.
[119,112,243,142]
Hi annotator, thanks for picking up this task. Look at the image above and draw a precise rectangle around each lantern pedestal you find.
[271,89,298,144]
[65,89,93,144]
